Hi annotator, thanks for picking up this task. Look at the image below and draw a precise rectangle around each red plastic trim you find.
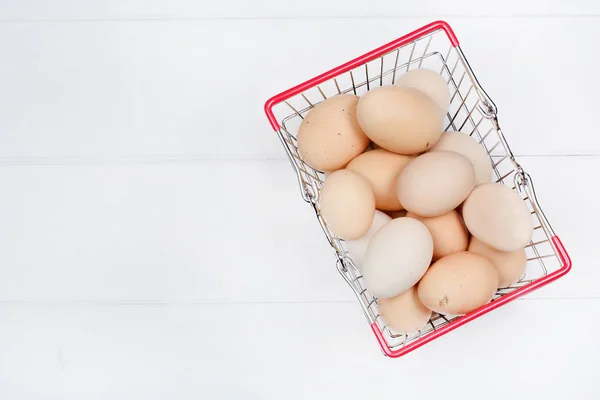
[372,235,572,358]
[264,20,459,130]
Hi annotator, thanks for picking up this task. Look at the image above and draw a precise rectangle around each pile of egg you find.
[297,68,533,334]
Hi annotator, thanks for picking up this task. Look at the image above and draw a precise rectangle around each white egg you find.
[344,210,391,271]
[430,131,493,186]
[396,68,450,116]
[362,217,433,299]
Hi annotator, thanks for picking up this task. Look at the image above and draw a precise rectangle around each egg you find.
[395,68,450,116]
[346,149,412,211]
[468,237,527,288]
[362,217,433,299]
[344,210,391,271]
[297,94,370,171]
[406,210,468,260]
[430,131,493,186]
[377,286,432,333]
[356,86,443,155]
[417,251,499,315]
[462,183,534,251]
[319,170,375,240]
[397,151,475,217]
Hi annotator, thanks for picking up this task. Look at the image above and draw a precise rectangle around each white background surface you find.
[0,1,597,399]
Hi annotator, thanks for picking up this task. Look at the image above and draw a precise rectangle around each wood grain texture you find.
[0,18,597,160]
[0,0,598,19]
[0,157,589,303]
[0,300,597,399]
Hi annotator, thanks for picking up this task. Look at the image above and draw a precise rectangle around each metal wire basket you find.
[264,20,572,358]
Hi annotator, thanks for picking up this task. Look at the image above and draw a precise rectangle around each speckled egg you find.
[297,94,370,171]
[418,251,499,315]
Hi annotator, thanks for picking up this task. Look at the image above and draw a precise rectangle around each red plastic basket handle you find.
[264,20,460,130]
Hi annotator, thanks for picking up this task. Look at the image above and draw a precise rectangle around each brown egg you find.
[356,86,443,155]
[418,251,499,315]
[468,237,527,288]
[377,286,432,334]
[319,170,375,240]
[297,94,370,171]
[346,149,412,211]
[406,210,468,260]
[430,131,493,186]
[462,183,533,251]
[397,151,475,217]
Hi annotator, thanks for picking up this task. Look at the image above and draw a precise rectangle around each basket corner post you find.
[370,323,408,359]
[429,20,460,47]
[264,96,281,131]
[551,235,573,276]
[370,323,393,358]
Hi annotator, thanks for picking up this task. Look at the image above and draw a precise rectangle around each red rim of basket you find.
[264,20,459,130]
[373,236,571,358]
[263,20,572,358]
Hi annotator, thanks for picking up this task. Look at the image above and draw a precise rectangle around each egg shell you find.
[406,210,468,260]
[344,210,391,271]
[377,286,432,334]
[395,68,450,116]
[356,86,443,155]
[319,170,375,240]
[462,183,534,251]
[397,151,475,217]
[468,237,527,288]
[362,217,433,299]
[417,251,499,315]
[297,94,370,171]
[430,131,493,186]
[346,149,412,211]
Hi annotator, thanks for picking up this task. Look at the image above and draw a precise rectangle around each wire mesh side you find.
[269,29,564,352]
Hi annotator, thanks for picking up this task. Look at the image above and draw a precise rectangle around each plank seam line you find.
[0,15,599,23]
[0,298,596,306]
[0,154,596,166]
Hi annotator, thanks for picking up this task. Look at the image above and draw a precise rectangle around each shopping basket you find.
[263,20,572,358]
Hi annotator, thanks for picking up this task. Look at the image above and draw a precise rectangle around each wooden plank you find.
[0,0,597,20]
[0,300,597,399]
[0,160,349,303]
[0,156,591,303]
[0,18,597,160]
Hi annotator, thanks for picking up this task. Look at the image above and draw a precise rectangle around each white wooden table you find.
[0,2,598,399]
